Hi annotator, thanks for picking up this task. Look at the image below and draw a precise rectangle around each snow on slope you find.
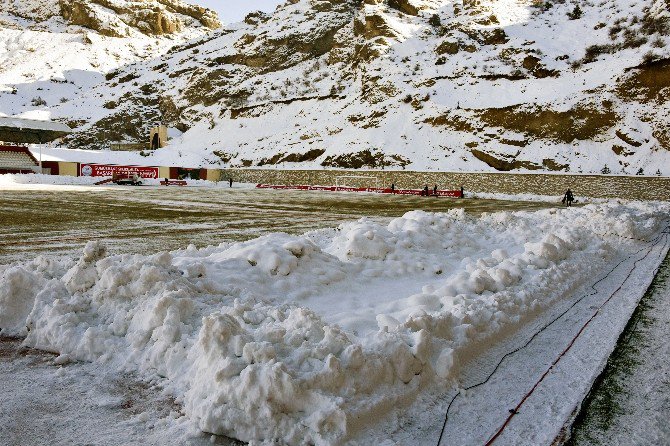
[4,0,667,175]
[0,0,219,124]
[1,202,667,444]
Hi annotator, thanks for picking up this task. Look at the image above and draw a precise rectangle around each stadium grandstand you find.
[0,117,71,173]
[0,146,40,174]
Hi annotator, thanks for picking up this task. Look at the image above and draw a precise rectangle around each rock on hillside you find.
[5,0,670,174]
[58,0,221,37]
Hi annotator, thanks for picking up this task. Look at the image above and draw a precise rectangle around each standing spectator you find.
[229,177,233,188]
[563,188,574,207]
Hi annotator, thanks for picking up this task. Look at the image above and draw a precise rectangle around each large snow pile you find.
[0,173,101,186]
[1,203,668,444]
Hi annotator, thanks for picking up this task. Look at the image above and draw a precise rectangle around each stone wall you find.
[216,169,670,202]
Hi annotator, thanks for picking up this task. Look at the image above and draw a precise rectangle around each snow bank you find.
[1,203,668,444]
[0,173,100,186]
[0,173,234,188]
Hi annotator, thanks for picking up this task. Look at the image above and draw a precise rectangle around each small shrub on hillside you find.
[31,96,47,106]
[567,5,583,20]
[622,34,647,49]
[609,24,623,39]
[651,37,666,48]
[640,13,669,36]
[636,168,644,175]
[429,14,441,27]
[582,44,612,63]
[534,1,553,12]
[601,164,611,174]
[642,51,660,65]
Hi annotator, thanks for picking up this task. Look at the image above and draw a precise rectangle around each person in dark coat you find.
[391,183,395,193]
[563,189,574,207]
[229,178,233,188]
[433,184,438,196]
[423,185,429,196]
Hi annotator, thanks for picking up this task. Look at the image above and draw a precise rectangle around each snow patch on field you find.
[0,173,101,186]
[0,173,240,189]
[0,203,667,444]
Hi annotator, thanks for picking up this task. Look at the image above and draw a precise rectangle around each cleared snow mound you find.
[0,173,231,188]
[0,173,101,186]
[0,203,667,445]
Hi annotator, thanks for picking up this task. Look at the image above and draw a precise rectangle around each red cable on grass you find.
[484,233,669,445]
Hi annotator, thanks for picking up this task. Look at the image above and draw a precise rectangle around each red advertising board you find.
[80,163,159,179]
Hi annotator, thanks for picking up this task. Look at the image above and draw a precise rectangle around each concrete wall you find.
[219,168,670,202]
[159,166,171,179]
[58,162,79,177]
[150,126,168,149]
[206,169,221,182]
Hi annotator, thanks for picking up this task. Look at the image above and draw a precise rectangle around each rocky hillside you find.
[0,0,219,125]
[1,0,220,36]
[3,0,670,174]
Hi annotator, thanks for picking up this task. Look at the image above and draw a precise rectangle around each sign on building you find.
[79,163,159,178]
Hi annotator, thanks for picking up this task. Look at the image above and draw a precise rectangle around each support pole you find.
[38,133,43,173]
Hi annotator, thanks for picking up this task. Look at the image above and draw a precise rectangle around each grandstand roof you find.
[0,117,72,144]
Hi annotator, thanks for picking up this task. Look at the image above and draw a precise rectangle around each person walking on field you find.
[563,188,574,207]
[229,178,233,188]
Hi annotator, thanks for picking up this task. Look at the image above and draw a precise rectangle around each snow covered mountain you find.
[2,0,670,174]
[0,0,219,125]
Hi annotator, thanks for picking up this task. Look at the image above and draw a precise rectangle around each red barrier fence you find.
[256,184,464,198]
[160,180,187,186]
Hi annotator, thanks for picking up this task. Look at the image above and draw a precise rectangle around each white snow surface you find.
[1,202,668,444]
[29,145,219,170]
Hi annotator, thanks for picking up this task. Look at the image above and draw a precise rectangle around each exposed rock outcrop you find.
[58,0,221,37]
